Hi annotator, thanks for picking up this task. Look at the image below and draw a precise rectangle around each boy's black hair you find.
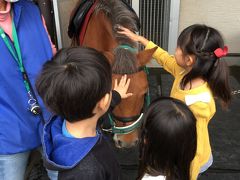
[177,24,231,107]
[36,47,112,122]
[138,97,197,180]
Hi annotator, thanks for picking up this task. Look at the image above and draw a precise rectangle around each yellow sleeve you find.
[190,116,207,180]
[145,41,182,77]
[189,102,212,180]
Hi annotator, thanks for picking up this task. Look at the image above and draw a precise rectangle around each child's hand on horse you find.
[117,25,139,42]
[114,74,133,99]
[117,25,149,46]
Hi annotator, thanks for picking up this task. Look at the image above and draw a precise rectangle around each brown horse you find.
[69,0,157,148]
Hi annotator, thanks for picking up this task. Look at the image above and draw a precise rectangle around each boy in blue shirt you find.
[36,47,132,179]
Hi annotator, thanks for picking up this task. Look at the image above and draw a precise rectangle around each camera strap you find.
[0,15,45,123]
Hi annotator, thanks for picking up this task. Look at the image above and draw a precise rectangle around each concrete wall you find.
[179,0,240,54]
[57,0,78,47]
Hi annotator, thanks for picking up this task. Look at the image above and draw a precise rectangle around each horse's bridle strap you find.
[117,45,138,53]
[110,113,141,123]
[103,66,150,135]
[110,113,143,134]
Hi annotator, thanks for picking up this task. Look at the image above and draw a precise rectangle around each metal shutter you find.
[139,0,170,50]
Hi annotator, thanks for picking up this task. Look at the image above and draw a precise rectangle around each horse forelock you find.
[112,48,137,74]
[95,0,140,74]
[95,0,139,46]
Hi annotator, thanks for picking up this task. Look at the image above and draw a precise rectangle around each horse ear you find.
[137,47,158,66]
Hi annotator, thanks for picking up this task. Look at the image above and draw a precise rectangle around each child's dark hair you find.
[138,97,197,180]
[36,47,112,122]
[177,24,231,107]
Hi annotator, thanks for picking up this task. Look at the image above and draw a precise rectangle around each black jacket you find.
[58,136,120,180]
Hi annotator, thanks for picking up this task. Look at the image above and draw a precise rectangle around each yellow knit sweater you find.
[146,41,216,180]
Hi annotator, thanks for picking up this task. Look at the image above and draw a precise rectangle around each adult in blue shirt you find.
[0,0,57,179]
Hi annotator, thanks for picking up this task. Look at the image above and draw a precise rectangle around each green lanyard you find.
[0,20,31,93]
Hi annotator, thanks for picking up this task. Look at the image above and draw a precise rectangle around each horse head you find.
[110,46,157,148]
[69,0,157,148]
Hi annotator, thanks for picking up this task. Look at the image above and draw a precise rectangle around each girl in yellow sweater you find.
[118,24,231,179]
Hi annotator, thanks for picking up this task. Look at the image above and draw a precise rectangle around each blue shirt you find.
[62,120,74,138]
[0,0,53,154]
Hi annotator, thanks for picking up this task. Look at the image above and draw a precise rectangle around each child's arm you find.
[117,26,182,77]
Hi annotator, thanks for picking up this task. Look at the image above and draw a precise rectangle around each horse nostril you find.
[117,140,122,147]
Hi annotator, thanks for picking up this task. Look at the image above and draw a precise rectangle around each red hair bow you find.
[214,46,228,58]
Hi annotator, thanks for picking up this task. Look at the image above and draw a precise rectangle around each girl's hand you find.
[114,74,133,99]
[117,25,140,42]
[117,25,149,46]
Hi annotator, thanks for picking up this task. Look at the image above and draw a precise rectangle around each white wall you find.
[179,0,240,54]
[54,0,78,48]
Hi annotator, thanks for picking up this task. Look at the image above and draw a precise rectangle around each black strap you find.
[68,0,95,38]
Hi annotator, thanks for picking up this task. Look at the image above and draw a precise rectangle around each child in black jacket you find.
[36,47,132,180]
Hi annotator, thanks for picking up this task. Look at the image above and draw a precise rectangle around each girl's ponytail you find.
[208,58,231,108]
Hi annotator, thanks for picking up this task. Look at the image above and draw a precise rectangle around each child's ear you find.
[185,55,195,67]
[98,93,111,111]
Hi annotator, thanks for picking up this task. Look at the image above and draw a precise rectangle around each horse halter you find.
[107,87,150,135]
[103,47,151,134]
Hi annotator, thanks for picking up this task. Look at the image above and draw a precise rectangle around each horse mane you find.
[95,0,140,74]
